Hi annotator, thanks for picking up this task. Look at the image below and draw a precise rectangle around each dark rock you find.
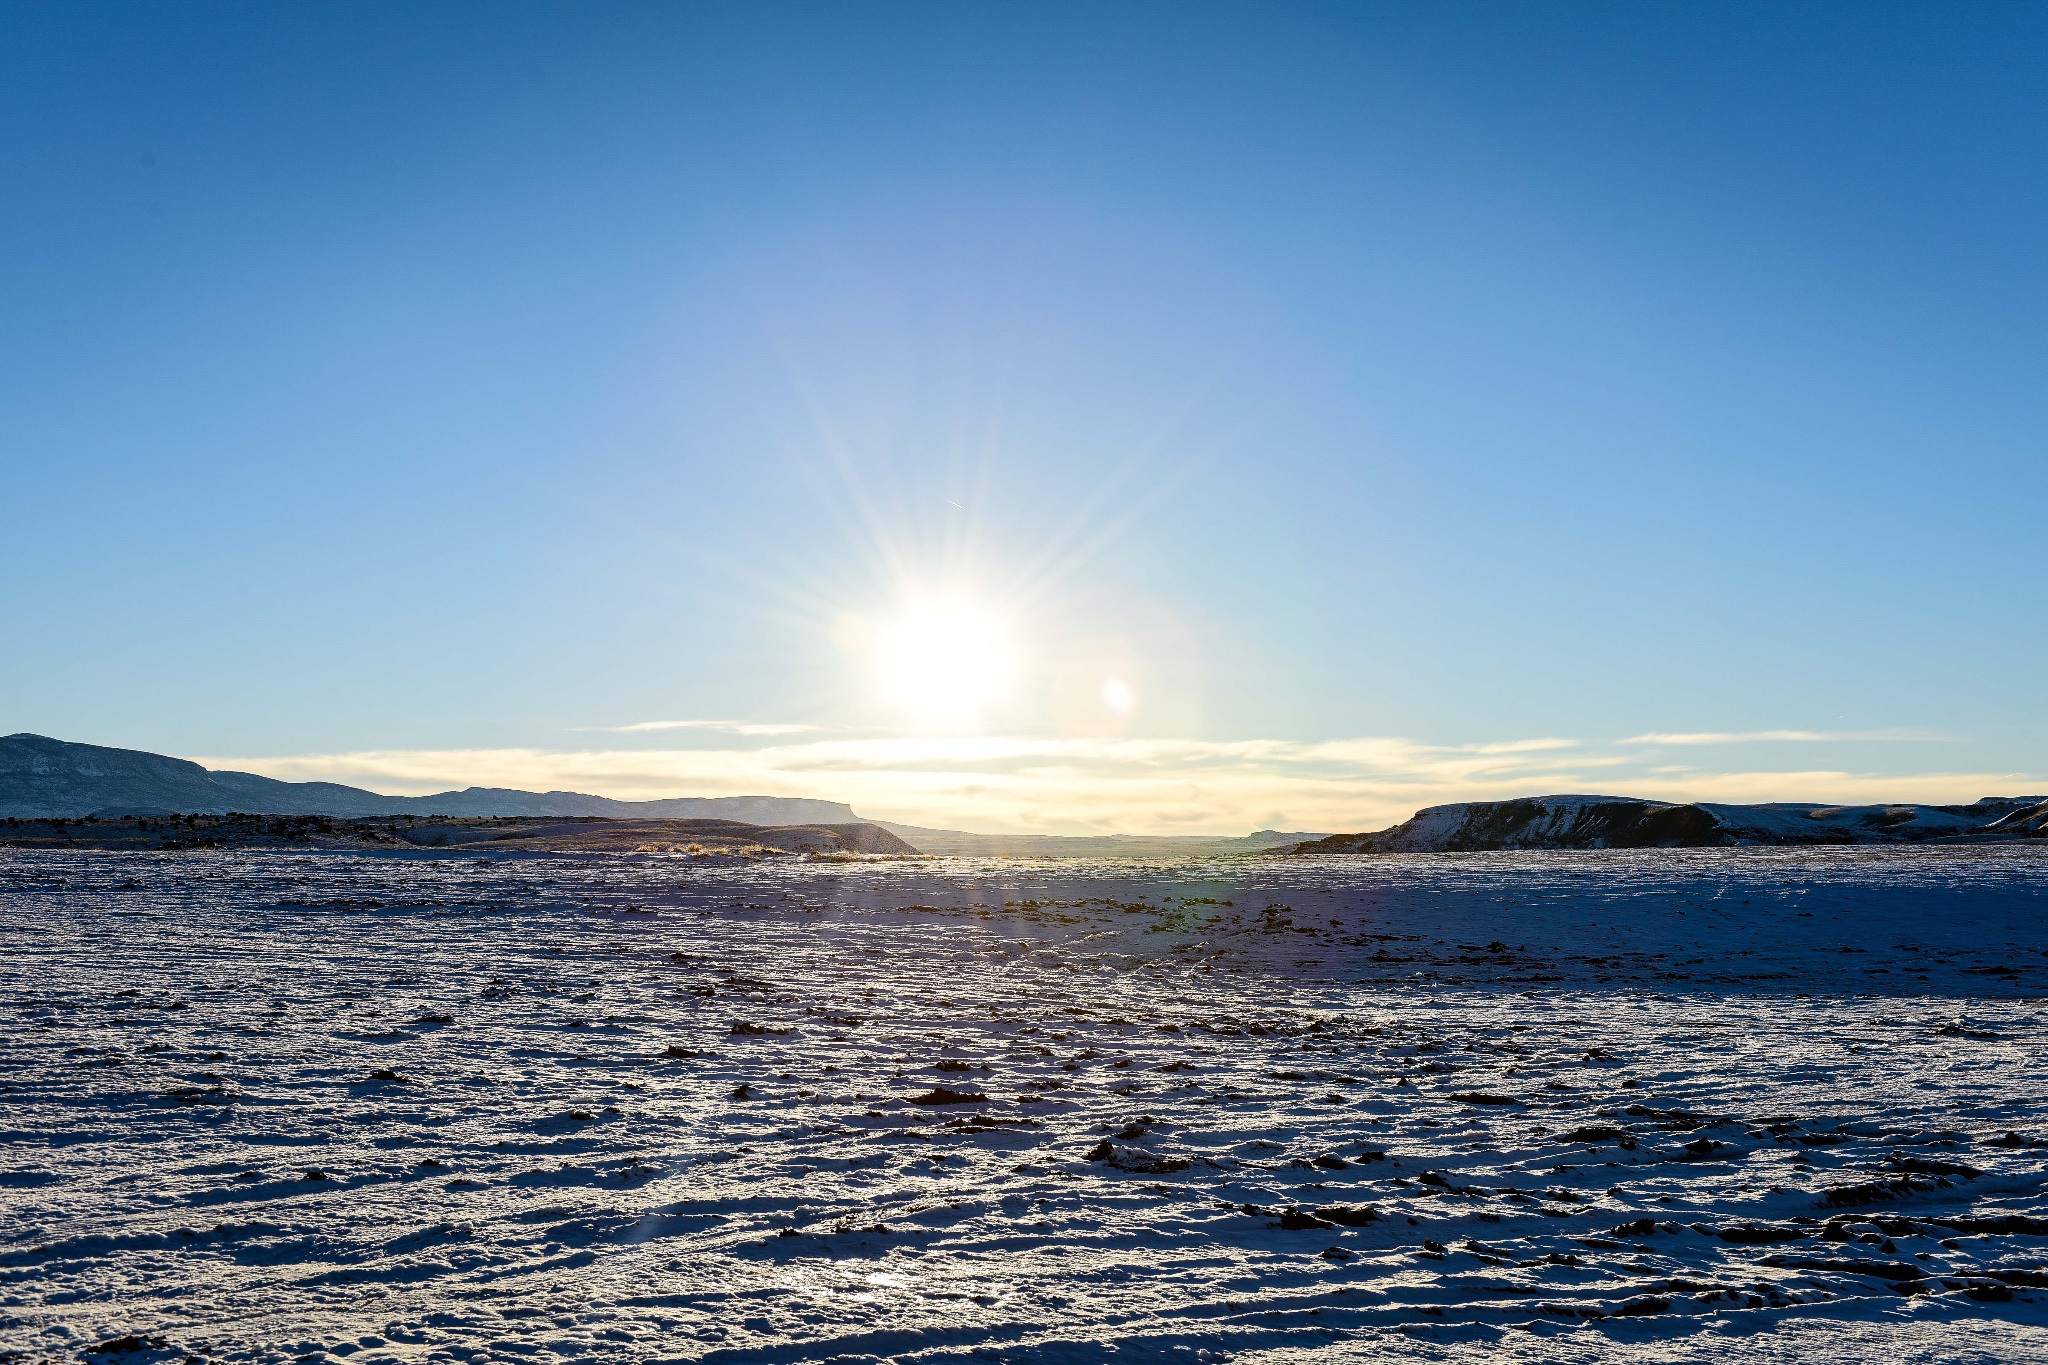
[1278,1208,1336,1231]
[88,1336,169,1355]
[908,1087,988,1106]
[1316,1204,1383,1227]
[1763,1255,1927,1283]
[1821,1178,1933,1208]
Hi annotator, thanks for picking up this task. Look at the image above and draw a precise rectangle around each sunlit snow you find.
[5,846,2048,1362]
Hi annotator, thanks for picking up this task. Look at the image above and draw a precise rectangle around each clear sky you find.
[4,2,2044,833]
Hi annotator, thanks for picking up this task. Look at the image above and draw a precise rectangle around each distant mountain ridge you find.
[19,735,2040,858]
[1292,793,2048,853]
[0,734,859,824]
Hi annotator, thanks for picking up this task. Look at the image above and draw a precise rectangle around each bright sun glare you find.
[875,603,1013,724]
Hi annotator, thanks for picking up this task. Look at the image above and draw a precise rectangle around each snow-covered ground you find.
[5,845,2048,1363]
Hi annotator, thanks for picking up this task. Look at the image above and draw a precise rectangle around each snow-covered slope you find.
[1296,793,2048,853]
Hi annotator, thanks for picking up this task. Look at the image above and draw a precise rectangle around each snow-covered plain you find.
[5,845,2048,1364]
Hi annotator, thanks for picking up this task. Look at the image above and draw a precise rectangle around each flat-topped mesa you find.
[0,733,858,823]
[1293,793,2048,853]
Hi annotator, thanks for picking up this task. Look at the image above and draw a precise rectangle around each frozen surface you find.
[5,845,2048,1363]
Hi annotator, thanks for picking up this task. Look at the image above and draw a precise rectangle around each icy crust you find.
[2,847,2048,1363]
[1298,795,2048,852]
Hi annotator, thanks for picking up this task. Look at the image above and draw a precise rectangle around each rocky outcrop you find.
[1978,801,2048,839]
[0,812,919,855]
[1294,793,2048,853]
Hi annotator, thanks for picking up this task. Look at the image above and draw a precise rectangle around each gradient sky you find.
[4,2,2044,833]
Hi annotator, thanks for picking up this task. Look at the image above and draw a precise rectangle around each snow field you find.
[4,845,2048,1362]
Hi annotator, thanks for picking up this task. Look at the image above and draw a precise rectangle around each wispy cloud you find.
[193,733,2036,838]
[1468,737,1580,755]
[1622,729,1948,746]
[576,720,822,736]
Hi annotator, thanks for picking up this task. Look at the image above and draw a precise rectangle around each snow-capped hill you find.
[1981,799,2048,838]
[1294,793,2048,852]
[1295,796,1716,853]
[1696,801,2019,843]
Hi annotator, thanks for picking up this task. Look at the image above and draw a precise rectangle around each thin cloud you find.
[196,733,1601,834]
[196,733,2035,840]
[578,720,822,736]
[1622,729,1948,746]
[1468,737,1580,755]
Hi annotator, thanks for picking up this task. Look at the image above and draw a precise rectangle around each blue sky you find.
[4,2,2043,831]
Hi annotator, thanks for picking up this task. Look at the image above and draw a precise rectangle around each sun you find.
[874,601,1014,725]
